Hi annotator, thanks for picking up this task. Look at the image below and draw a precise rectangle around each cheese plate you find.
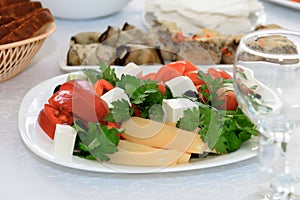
[18,67,258,174]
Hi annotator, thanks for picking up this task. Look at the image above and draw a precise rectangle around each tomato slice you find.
[163,61,186,75]
[93,79,114,96]
[181,60,199,72]
[207,68,232,79]
[215,88,238,110]
[184,70,205,86]
[154,65,182,82]
[141,72,157,81]
[38,104,73,139]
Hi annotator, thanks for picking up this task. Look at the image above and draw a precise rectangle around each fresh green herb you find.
[82,69,102,85]
[104,99,134,123]
[177,103,258,154]
[176,107,200,131]
[198,70,233,108]
[116,75,166,121]
[73,121,121,161]
[100,65,118,86]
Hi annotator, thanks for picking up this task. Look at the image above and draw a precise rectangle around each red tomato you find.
[141,72,157,81]
[215,88,238,110]
[181,60,199,72]
[38,104,73,139]
[154,66,182,82]
[184,70,205,86]
[163,61,186,75]
[207,68,232,79]
[157,82,166,96]
[93,79,114,96]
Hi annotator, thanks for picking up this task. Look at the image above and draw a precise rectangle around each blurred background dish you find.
[264,0,300,11]
[38,0,131,20]
[143,0,267,35]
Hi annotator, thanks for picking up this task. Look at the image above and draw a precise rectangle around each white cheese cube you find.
[53,124,77,157]
[165,76,197,97]
[163,98,198,122]
[100,87,130,108]
[115,62,143,79]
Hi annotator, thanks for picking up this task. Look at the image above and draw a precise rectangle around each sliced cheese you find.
[177,152,191,164]
[121,117,206,154]
[107,140,181,167]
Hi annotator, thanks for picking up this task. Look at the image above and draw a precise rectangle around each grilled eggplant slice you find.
[70,32,102,46]
[67,43,116,66]
[114,44,164,66]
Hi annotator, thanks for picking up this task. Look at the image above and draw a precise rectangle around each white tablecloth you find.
[1,0,300,199]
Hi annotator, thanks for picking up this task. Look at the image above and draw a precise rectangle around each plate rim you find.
[18,71,258,174]
[265,0,300,10]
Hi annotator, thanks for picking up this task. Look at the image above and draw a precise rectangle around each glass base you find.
[243,190,300,200]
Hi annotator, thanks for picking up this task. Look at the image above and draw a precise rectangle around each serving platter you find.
[265,0,300,11]
[18,69,258,174]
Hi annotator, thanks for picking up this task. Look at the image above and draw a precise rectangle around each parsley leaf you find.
[104,99,134,123]
[177,103,258,154]
[116,75,165,121]
[73,121,121,161]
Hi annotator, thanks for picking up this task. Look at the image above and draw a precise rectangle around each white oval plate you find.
[18,70,258,174]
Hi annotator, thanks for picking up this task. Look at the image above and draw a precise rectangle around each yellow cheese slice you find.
[107,140,182,167]
[177,152,191,164]
[121,117,206,154]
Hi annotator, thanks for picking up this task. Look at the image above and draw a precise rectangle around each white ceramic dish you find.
[18,68,258,174]
[38,0,131,20]
[265,0,300,10]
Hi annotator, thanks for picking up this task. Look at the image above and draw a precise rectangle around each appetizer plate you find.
[18,70,258,174]
[265,0,300,10]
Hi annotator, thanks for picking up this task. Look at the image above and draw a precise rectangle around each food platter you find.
[265,0,300,11]
[18,68,258,174]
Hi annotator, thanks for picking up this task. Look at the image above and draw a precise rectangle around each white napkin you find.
[147,0,265,34]
[154,0,263,17]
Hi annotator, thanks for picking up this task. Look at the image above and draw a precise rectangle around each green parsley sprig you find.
[73,121,122,161]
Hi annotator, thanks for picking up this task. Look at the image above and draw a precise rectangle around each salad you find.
[37,60,258,167]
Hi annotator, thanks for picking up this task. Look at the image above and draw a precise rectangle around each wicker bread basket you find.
[0,23,56,82]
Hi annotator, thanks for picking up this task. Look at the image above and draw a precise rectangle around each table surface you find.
[1,0,300,199]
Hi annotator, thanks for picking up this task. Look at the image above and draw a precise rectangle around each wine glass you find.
[233,29,300,199]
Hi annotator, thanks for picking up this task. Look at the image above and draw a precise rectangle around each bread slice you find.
[0,9,54,45]
[0,0,29,7]
[0,16,16,26]
[0,1,42,18]
[0,8,45,39]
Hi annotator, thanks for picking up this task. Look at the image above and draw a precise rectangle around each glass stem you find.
[259,134,297,200]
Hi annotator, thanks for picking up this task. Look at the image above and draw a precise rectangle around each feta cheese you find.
[163,98,198,122]
[115,62,143,79]
[165,76,197,97]
[53,124,77,157]
[100,87,130,108]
